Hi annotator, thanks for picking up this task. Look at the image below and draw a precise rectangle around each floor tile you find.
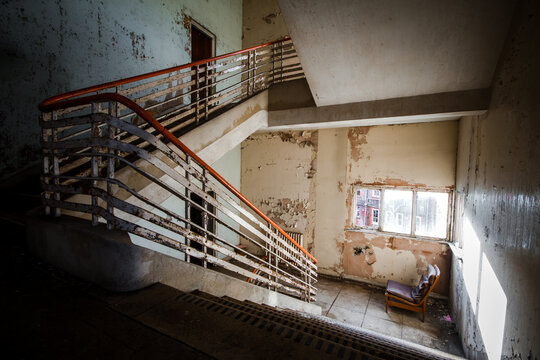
[365,296,403,323]
[332,290,370,314]
[326,304,365,327]
[318,276,465,358]
[361,313,403,339]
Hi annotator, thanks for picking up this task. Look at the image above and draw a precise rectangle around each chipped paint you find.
[343,231,451,295]
[241,130,318,243]
[0,0,242,179]
[450,2,539,358]
[347,127,370,162]
[242,0,289,48]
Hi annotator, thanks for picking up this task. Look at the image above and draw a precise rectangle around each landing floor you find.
[316,276,465,357]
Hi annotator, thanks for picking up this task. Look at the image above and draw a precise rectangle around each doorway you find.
[190,22,215,113]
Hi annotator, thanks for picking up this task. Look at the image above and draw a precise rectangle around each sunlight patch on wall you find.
[462,217,481,314]
[478,253,507,360]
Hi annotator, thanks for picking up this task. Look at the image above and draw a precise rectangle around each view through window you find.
[353,187,451,240]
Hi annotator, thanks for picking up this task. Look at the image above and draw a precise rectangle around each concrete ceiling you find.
[278,0,515,107]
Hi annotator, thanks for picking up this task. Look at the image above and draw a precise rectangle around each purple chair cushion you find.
[386,280,414,303]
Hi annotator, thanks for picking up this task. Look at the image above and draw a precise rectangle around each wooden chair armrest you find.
[385,292,424,306]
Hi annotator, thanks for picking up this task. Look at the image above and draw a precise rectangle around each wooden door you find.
[191,25,213,109]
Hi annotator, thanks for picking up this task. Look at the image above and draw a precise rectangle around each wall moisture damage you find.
[320,121,458,296]
[242,0,289,48]
[241,121,458,296]
[241,131,318,253]
[0,0,241,179]
[450,1,539,359]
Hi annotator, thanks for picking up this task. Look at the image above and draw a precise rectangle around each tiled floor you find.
[316,276,465,357]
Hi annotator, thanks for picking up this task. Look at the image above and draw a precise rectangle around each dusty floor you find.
[316,276,465,357]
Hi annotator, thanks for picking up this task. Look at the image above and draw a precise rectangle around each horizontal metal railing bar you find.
[45,114,318,276]
[44,197,306,298]
[39,38,293,110]
[45,133,315,269]
[40,38,317,301]
[44,179,313,291]
[47,134,316,275]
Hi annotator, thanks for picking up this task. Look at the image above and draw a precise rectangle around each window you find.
[354,189,380,228]
[353,187,451,240]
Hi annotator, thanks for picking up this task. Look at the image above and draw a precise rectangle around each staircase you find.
[36,38,317,305]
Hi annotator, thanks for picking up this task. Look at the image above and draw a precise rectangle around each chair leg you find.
[385,295,388,313]
[422,302,426,322]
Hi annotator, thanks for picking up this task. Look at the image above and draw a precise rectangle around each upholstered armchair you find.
[385,264,440,322]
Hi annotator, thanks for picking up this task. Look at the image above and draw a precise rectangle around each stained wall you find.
[241,131,318,252]
[241,121,458,296]
[242,0,289,48]
[0,0,241,179]
[318,122,458,296]
[450,1,540,358]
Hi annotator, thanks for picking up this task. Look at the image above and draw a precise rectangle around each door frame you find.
[190,20,216,60]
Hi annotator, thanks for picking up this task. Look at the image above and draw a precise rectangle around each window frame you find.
[350,186,454,242]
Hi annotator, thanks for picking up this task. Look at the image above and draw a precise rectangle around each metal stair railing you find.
[38,38,317,302]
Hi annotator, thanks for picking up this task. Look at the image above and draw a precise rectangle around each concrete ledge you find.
[26,214,321,315]
[267,88,490,130]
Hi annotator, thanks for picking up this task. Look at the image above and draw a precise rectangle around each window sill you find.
[345,227,453,245]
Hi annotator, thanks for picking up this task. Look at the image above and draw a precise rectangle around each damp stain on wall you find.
[241,130,318,248]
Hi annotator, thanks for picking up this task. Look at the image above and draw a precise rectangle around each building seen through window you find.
[353,187,451,240]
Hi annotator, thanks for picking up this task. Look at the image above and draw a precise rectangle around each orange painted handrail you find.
[39,92,317,264]
[39,37,291,110]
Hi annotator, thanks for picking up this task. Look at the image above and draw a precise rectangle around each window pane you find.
[382,190,412,234]
[415,192,449,238]
[354,188,380,228]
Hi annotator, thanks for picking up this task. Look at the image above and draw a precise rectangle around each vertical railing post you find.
[307,258,312,302]
[195,64,200,124]
[41,112,52,215]
[204,63,209,122]
[106,100,118,230]
[90,102,101,226]
[185,155,192,263]
[274,230,279,291]
[202,168,208,268]
[246,51,252,97]
[272,43,276,85]
[280,40,284,82]
[51,110,60,217]
[252,50,257,94]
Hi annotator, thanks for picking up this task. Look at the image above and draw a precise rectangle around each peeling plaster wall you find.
[451,1,539,359]
[323,122,458,296]
[241,122,458,295]
[242,0,289,48]
[0,0,241,179]
[241,130,318,252]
